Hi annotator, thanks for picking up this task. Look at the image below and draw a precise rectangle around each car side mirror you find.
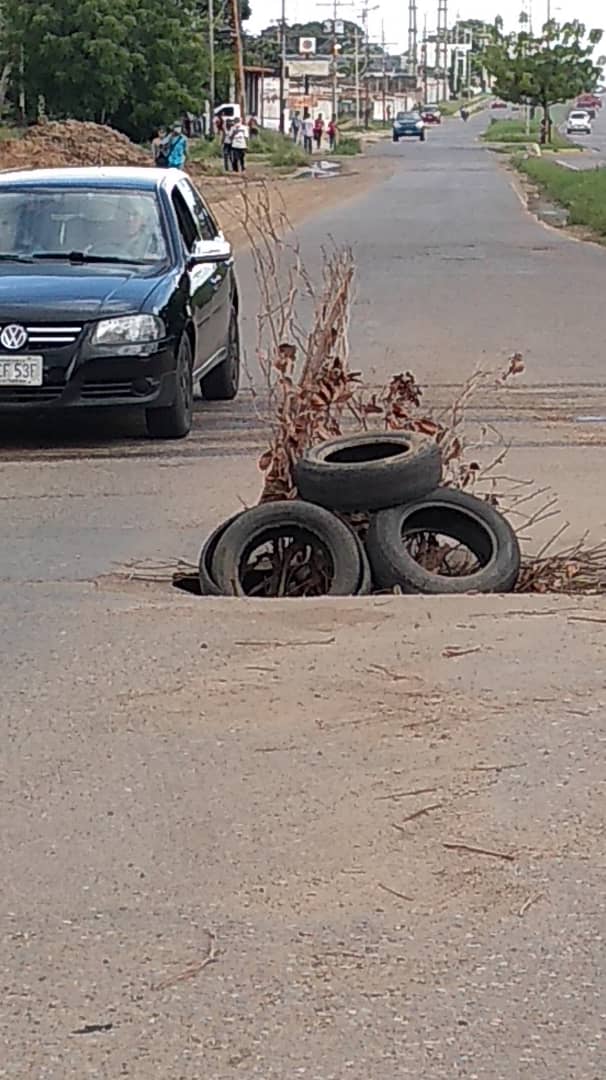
[189,237,232,265]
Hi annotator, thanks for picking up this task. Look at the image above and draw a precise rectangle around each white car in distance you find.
[566,109,592,135]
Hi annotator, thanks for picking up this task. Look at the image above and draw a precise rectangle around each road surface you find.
[556,96,606,167]
[1,116,605,1079]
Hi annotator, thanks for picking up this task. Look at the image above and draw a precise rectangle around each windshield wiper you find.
[31,251,153,266]
[0,253,35,263]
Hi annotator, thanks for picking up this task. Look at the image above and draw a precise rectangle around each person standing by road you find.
[152,126,169,166]
[221,119,234,172]
[166,122,188,169]
[313,113,324,150]
[290,111,302,143]
[230,118,249,172]
[302,111,314,154]
[327,115,338,151]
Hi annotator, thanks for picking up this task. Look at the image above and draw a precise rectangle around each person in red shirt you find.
[313,113,324,150]
[327,115,337,151]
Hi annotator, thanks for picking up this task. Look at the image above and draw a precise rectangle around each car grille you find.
[80,381,136,400]
[0,386,64,403]
[24,324,83,348]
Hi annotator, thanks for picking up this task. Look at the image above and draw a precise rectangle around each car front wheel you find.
[201,305,241,401]
[392,134,399,142]
[419,131,426,141]
[146,332,193,439]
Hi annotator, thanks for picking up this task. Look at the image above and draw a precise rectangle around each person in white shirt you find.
[302,112,314,154]
[230,120,249,172]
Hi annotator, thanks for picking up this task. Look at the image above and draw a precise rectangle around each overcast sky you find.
[248,1,605,53]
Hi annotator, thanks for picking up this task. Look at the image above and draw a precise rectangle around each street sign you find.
[299,36,316,54]
[288,59,331,77]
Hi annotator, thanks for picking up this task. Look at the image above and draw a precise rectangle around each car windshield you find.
[396,113,418,122]
[570,112,589,119]
[0,187,168,264]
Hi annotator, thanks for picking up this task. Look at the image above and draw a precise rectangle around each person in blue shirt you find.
[166,122,188,169]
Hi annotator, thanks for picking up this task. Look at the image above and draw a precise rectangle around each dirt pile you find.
[0,120,152,172]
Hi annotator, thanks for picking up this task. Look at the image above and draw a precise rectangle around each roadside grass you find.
[189,130,309,171]
[333,135,362,156]
[481,113,570,149]
[518,156,606,236]
[188,136,221,164]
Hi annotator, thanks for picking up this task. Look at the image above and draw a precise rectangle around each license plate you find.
[0,356,43,386]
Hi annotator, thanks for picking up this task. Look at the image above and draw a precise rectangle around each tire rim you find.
[228,311,240,394]
[180,343,193,417]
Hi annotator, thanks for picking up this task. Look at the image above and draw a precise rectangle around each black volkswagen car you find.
[0,166,240,438]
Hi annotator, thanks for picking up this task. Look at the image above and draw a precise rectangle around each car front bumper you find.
[0,343,178,411]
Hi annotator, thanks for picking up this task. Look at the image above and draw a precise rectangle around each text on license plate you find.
[0,357,43,386]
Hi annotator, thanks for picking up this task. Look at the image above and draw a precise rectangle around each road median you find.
[517,155,606,239]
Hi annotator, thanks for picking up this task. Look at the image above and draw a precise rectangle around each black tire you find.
[198,512,243,596]
[419,131,426,142]
[366,488,521,595]
[146,333,193,439]
[210,500,367,597]
[201,305,240,401]
[351,525,372,595]
[393,134,399,142]
[295,432,442,513]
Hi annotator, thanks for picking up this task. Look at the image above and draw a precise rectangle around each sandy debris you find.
[0,120,151,171]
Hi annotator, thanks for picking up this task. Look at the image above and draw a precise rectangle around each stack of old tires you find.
[198,432,521,597]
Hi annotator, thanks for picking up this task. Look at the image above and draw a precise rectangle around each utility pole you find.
[377,22,396,124]
[381,20,386,125]
[230,0,246,116]
[407,0,418,75]
[358,3,378,128]
[437,0,448,103]
[422,13,428,104]
[208,0,215,110]
[318,0,354,120]
[331,0,339,120]
[278,0,286,133]
[354,26,360,126]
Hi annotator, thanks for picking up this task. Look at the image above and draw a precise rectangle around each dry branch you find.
[443,841,515,862]
[153,932,217,991]
[241,189,604,596]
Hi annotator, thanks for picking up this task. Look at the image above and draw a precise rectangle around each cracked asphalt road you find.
[1,116,605,1079]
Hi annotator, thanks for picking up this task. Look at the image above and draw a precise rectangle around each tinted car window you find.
[171,188,199,251]
[180,181,218,242]
[0,188,167,262]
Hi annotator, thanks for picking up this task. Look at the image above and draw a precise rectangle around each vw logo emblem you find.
[0,324,28,351]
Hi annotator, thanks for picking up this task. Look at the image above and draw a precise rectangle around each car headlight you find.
[416,121,423,128]
[91,315,165,346]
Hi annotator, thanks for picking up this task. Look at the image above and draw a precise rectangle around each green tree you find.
[114,0,208,138]
[483,19,603,143]
[4,0,136,120]
[1,0,217,138]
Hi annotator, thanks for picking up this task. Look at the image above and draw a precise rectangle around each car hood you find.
[0,263,166,322]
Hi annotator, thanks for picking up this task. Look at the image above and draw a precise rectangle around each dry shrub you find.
[243,187,604,595]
